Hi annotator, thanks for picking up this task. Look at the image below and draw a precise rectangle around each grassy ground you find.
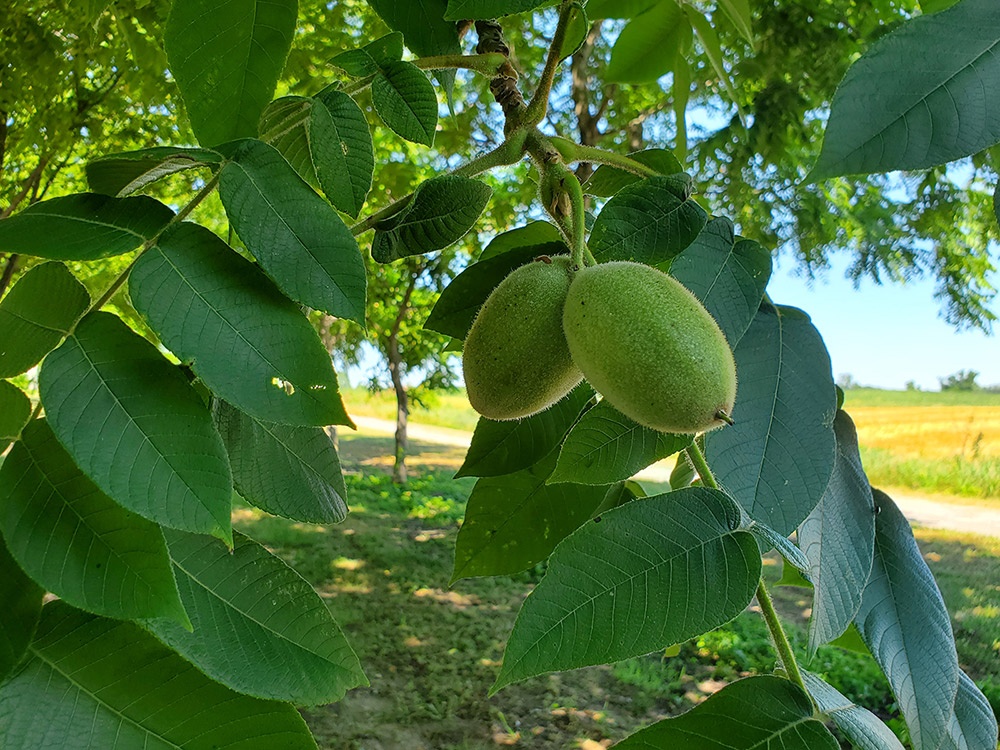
[341,387,1000,503]
[235,434,1000,749]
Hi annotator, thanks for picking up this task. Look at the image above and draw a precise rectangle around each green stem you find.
[685,442,807,693]
[550,136,660,178]
[524,0,574,126]
[350,193,415,236]
[564,170,587,267]
[413,53,509,76]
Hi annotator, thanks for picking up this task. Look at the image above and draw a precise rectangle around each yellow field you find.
[850,406,1000,460]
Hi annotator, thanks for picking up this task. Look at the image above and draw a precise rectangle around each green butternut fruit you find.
[463,255,583,421]
[563,260,736,434]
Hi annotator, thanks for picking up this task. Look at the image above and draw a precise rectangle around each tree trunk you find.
[386,272,418,484]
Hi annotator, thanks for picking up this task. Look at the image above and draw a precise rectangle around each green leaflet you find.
[803,671,906,750]
[0,536,42,682]
[218,138,367,323]
[0,262,90,378]
[550,400,691,485]
[372,60,439,146]
[615,676,839,749]
[452,450,609,583]
[799,410,875,655]
[330,32,403,77]
[457,384,594,478]
[85,146,222,197]
[938,671,999,750]
[584,148,684,198]
[669,217,772,348]
[39,312,233,544]
[0,193,173,261]
[164,0,297,146]
[606,0,690,84]
[705,304,837,536]
[144,529,367,707]
[213,400,349,524]
[586,0,658,19]
[0,420,188,625]
[130,222,354,428]
[589,175,707,264]
[493,488,760,691]
[477,221,564,260]
[444,0,549,18]
[810,0,1000,179]
[0,382,31,453]
[371,175,493,262]
[0,602,318,749]
[854,490,959,750]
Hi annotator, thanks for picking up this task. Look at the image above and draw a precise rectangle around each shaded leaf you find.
[855,490,959,750]
[0,537,42,682]
[803,671,906,750]
[130,222,353,428]
[372,60,438,146]
[585,148,684,198]
[586,0,658,19]
[444,0,548,18]
[0,602,318,749]
[718,0,754,47]
[669,217,772,347]
[330,32,403,77]
[589,175,707,264]
[493,488,760,691]
[164,0,297,146]
[607,0,690,84]
[452,450,609,582]
[800,410,876,655]
[314,90,375,217]
[550,400,691,485]
[39,312,233,543]
[219,138,367,323]
[86,146,222,197]
[0,193,173,260]
[372,175,492,262]
[810,0,1000,179]
[457,384,594,478]
[938,671,999,750]
[0,382,31,453]
[705,304,837,536]
[0,420,188,625]
[0,262,90,378]
[213,400,348,524]
[615,676,839,749]
[145,529,366,706]
[478,221,564,260]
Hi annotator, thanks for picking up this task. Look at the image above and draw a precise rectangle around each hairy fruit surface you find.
[563,261,736,433]
[463,255,583,421]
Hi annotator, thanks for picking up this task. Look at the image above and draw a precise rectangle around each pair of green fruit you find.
[462,256,737,434]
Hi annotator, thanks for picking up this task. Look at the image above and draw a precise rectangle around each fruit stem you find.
[549,136,662,178]
[685,442,808,695]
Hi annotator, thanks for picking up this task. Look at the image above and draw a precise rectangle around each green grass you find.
[234,442,1000,748]
[342,387,481,432]
[861,446,1000,501]
[844,387,1000,408]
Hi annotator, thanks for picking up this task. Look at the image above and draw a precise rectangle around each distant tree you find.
[939,369,981,391]
[905,380,920,391]
[836,373,860,389]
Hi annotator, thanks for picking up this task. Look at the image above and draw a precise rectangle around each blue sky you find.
[766,255,998,390]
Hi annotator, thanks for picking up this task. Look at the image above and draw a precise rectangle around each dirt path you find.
[352,416,1000,539]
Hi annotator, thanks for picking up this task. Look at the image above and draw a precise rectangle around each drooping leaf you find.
[477,221,564,261]
[607,0,690,84]
[213,400,348,524]
[559,3,590,60]
[810,0,1000,180]
[164,0,297,146]
[371,175,493,262]
[614,676,839,749]
[744,517,812,576]
[444,0,548,18]
[0,420,188,625]
[425,243,565,338]
[456,384,594,478]
[145,529,366,706]
[493,488,760,691]
[705,304,837,536]
[314,90,375,218]
[130,222,353,428]
[39,312,233,544]
[0,602,318,749]
[452,451,609,582]
[0,262,90,378]
[938,671,999,750]
[0,382,31,453]
[718,0,754,47]
[0,537,42,682]
[218,138,367,323]
[586,0,659,19]
[803,671,906,750]
[86,146,223,197]
[669,217,772,348]
[854,490,959,750]
[584,148,684,198]
[683,6,745,123]
[329,32,404,77]
[589,175,707,264]
[371,60,438,146]
[799,410,876,655]
[550,400,691,485]
[0,193,173,260]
